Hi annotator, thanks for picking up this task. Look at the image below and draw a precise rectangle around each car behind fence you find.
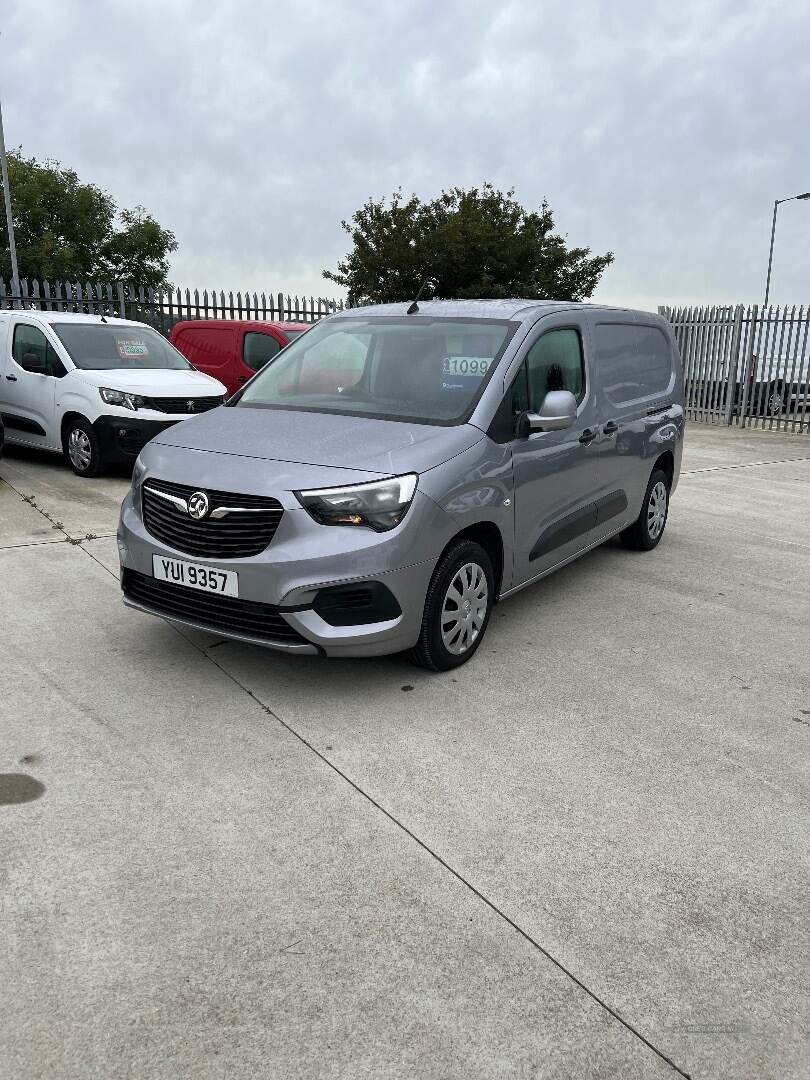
[660,304,810,432]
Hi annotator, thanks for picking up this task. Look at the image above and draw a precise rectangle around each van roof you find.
[0,308,147,328]
[171,319,310,334]
[341,299,661,323]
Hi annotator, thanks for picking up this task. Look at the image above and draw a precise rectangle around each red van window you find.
[243,332,281,372]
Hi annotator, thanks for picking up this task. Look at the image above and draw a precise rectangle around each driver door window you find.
[243,332,281,372]
[12,324,66,377]
[526,328,585,409]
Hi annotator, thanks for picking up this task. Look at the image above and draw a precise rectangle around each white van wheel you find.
[63,418,104,478]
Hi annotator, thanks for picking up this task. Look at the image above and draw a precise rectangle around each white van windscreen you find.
[594,323,673,409]
[52,323,193,371]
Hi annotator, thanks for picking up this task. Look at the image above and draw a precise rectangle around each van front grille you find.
[122,569,307,645]
[146,396,224,414]
[142,479,283,559]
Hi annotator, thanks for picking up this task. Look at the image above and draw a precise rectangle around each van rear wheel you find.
[620,468,670,551]
[408,539,494,671]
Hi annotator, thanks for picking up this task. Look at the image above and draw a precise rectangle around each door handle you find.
[603,420,619,435]
[6,374,17,381]
[578,428,597,444]
[237,376,248,384]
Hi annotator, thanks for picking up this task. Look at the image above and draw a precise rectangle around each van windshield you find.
[52,323,193,371]
[234,316,517,424]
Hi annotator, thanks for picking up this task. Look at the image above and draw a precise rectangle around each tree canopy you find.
[323,183,614,306]
[1,150,177,288]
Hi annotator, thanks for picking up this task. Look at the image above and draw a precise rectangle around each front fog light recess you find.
[295,474,418,531]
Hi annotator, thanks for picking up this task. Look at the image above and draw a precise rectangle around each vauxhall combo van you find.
[118,300,684,669]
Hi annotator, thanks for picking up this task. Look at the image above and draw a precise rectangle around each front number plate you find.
[152,554,238,597]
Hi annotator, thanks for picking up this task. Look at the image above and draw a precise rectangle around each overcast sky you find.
[4,0,809,311]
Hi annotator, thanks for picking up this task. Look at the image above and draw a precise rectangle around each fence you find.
[660,304,810,433]
[2,279,808,433]
[0,277,344,335]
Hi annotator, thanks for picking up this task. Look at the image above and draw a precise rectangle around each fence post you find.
[736,306,758,426]
[723,305,744,425]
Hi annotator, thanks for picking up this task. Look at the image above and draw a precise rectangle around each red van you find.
[169,320,310,396]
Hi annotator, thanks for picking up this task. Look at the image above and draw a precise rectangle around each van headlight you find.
[132,454,147,488]
[295,474,418,531]
[99,387,145,410]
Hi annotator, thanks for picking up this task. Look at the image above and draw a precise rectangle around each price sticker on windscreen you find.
[440,355,491,391]
[116,337,150,360]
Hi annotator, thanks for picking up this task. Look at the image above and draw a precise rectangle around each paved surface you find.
[1,425,808,1080]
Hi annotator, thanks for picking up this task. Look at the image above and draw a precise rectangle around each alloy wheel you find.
[440,561,489,655]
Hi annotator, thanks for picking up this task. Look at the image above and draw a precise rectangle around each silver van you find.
[118,300,684,669]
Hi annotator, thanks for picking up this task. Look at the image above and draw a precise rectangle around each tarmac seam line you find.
[681,454,810,475]
[198,650,693,1078]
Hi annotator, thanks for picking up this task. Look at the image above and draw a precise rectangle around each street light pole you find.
[0,92,21,307]
[764,191,810,308]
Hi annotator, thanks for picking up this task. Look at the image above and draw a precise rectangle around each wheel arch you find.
[653,449,675,488]
[60,410,92,446]
[441,520,505,599]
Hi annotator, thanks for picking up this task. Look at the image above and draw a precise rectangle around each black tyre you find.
[409,539,494,671]
[63,417,104,477]
[620,468,670,552]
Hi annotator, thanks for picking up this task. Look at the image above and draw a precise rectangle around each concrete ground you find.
[1,424,808,1080]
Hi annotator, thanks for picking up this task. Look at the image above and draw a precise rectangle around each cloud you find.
[4,0,809,308]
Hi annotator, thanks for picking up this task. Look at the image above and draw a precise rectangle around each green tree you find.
[0,150,177,288]
[324,183,613,306]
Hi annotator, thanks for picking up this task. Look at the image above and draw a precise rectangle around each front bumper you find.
[117,487,450,658]
[94,415,178,463]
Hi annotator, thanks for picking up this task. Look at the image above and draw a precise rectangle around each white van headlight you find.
[295,474,418,531]
[99,387,145,411]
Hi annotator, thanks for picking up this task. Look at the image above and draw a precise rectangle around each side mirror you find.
[521,390,578,434]
[20,351,48,375]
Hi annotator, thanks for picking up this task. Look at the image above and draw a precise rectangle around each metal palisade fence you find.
[2,279,808,433]
[660,304,810,432]
[0,277,344,334]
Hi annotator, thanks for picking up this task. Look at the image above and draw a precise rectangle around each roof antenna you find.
[407,277,437,315]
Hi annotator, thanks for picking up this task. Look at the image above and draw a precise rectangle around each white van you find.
[0,310,227,476]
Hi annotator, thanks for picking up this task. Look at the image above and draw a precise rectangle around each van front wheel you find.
[621,468,670,551]
[409,539,494,671]
[63,418,104,478]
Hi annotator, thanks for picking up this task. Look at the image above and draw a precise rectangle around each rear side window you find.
[525,328,585,409]
[243,332,281,372]
[595,323,674,409]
